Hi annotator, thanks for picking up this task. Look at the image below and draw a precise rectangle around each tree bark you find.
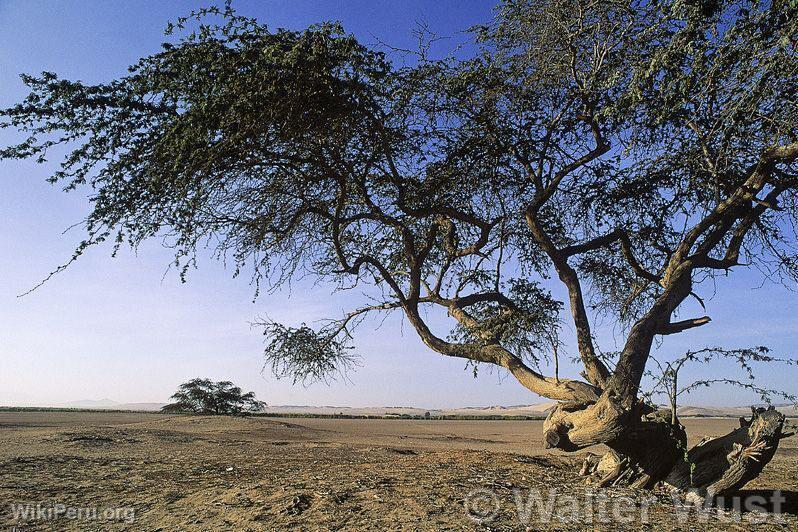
[571,405,789,504]
[550,396,687,488]
[665,407,788,499]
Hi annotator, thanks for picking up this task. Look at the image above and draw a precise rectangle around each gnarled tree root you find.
[566,404,790,504]
[577,410,687,490]
[665,406,789,500]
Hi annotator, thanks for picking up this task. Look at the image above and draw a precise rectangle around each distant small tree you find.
[161,378,265,415]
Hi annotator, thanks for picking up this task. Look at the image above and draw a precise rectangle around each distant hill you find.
[261,403,798,418]
[63,398,120,408]
[6,400,795,418]
[676,404,798,418]
[40,401,558,417]
[114,402,168,411]
[257,403,559,418]
[61,400,165,411]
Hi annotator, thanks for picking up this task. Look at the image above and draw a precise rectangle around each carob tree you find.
[2,0,797,500]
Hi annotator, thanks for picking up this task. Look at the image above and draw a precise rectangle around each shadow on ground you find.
[729,489,798,516]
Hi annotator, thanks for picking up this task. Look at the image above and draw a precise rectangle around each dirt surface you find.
[1,412,796,530]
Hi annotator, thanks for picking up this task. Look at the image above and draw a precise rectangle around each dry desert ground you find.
[0,411,796,530]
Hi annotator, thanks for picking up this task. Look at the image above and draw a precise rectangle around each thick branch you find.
[657,316,711,335]
[452,291,517,310]
[561,228,623,257]
[609,142,798,403]
[618,231,661,283]
[401,302,600,403]
[525,212,610,389]
[694,185,787,270]
[763,141,798,163]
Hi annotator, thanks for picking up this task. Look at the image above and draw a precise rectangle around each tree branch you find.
[525,211,611,389]
[657,316,712,335]
[562,228,623,257]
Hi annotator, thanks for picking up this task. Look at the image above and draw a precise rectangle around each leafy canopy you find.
[161,378,265,415]
[2,1,797,403]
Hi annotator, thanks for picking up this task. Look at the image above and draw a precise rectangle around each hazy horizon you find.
[7,398,795,411]
[2,0,797,410]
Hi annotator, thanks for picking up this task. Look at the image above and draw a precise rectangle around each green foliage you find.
[448,279,563,366]
[161,378,265,415]
[261,322,359,384]
[2,1,797,389]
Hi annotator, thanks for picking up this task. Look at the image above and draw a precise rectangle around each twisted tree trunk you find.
[564,404,790,503]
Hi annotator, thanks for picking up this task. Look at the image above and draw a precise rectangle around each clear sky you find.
[0,0,796,409]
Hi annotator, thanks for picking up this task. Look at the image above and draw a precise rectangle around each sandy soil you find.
[0,412,796,530]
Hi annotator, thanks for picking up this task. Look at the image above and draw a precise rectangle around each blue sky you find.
[0,0,796,408]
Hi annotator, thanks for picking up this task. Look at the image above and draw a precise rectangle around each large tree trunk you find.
[549,398,687,488]
[548,400,790,503]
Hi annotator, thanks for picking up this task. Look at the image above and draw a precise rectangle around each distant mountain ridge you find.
[63,399,121,408]
[259,403,559,417]
[5,400,796,417]
[676,405,798,417]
